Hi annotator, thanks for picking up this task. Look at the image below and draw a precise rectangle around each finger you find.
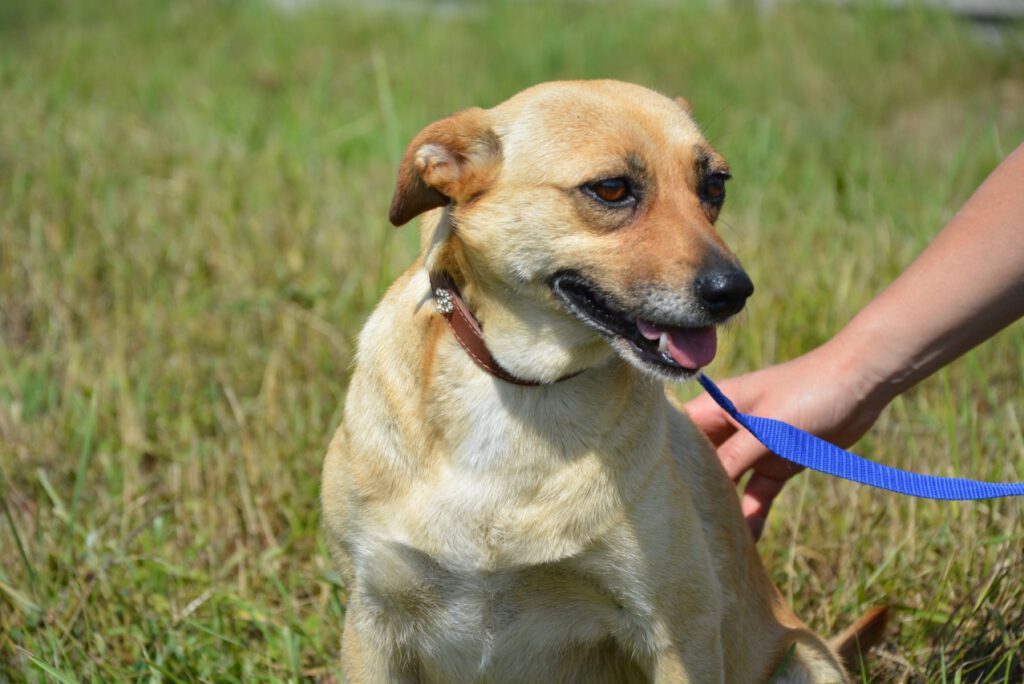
[683,394,738,446]
[740,472,790,541]
[715,430,772,482]
[747,513,766,542]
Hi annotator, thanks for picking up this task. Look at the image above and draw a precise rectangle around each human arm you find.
[685,143,1024,540]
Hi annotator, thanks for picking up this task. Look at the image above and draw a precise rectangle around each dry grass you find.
[1,1,1023,681]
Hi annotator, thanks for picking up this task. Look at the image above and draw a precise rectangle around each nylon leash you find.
[697,374,1024,500]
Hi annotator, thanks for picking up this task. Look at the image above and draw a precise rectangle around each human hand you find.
[685,344,887,540]
[686,144,1024,541]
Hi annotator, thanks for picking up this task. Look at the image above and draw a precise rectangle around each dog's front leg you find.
[341,599,419,684]
[647,636,725,684]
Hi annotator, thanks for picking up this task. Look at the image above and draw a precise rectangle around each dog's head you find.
[390,80,752,383]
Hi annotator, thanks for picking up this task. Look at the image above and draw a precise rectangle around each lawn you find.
[1,0,1023,681]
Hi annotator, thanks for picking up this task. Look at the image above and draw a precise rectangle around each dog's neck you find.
[430,269,616,385]
[423,215,616,385]
[429,271,545,386]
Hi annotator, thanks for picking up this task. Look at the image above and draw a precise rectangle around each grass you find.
[1,0,1022,681]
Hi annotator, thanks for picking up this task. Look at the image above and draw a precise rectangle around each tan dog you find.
[322,80,881,683]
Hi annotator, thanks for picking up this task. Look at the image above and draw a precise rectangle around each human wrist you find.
[815,320,903,420]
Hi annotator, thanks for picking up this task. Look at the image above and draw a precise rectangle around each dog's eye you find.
[702,173,729,204]
[593,179,628,203]
[583,178,635,207]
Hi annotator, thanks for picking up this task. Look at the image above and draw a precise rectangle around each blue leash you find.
[698,374,1024,500]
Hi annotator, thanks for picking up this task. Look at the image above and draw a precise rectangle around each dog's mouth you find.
[549,271,717,377]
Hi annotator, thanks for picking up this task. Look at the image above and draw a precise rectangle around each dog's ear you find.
[389,107,502,227]
[674,97,694,116]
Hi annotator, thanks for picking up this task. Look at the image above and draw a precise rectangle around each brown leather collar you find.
[428,271,578,387]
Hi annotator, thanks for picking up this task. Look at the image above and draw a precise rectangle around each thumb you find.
[685,393,739,446]
[716,430,771,482]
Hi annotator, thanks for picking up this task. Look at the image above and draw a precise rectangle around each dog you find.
[322,80,884,683]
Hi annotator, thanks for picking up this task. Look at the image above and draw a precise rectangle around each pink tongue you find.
[636,319,718,369]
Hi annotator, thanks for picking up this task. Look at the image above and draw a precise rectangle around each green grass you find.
[1,0,1023,681]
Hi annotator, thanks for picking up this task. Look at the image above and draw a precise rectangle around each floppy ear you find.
[388,107,502,227]
[674,96,694,116]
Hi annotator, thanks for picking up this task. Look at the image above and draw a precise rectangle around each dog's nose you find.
[695,268,754,318]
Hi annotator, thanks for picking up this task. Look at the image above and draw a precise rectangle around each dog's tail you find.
[830,605,890,673]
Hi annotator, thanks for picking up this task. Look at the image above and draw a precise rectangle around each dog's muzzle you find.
[549,268,753,376]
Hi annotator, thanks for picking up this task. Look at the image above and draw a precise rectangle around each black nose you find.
[695,268,754,318]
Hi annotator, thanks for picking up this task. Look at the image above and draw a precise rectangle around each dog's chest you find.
[354,536,646,681]
[349,382,658,678]
[401,379,627,567]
